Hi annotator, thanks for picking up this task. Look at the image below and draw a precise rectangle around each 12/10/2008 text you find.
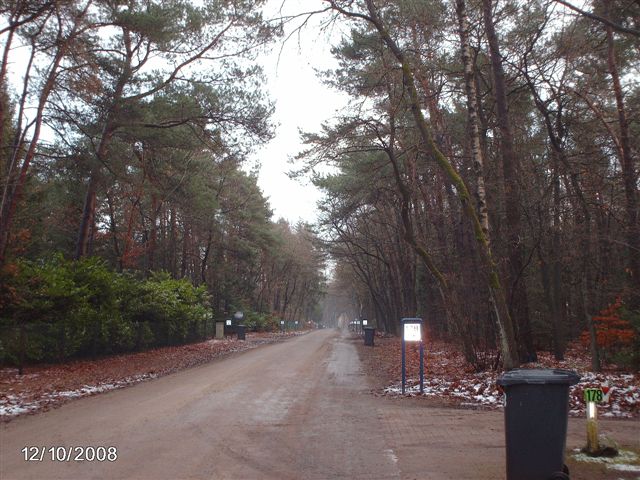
[21,446,118,462]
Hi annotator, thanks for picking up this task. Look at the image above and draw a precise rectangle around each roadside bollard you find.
[236,324,246,341]
[215,321,225,339]
[364,327,375,346]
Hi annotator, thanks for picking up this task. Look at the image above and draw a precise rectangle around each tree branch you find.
[553,0,640,37]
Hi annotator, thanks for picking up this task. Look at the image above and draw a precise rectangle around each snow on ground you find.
[571,449,640,473]
[379,342,639,418]
[569,372,640,418]
[1,330,310,421]
[384,372,639,417]
[0,373,157,418]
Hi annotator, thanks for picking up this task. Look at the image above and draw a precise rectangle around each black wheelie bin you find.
[497,368,580,480]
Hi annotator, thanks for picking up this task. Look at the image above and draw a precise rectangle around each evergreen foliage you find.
[0,256,211,365]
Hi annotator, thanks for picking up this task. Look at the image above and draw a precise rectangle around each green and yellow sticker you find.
[583,388,605,403]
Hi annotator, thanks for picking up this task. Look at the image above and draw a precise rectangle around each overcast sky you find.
[251,0,349,224]
[3,0,347,225]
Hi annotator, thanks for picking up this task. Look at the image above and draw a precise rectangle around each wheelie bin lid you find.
[497,368,580,387]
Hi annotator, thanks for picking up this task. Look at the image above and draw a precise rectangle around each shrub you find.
[124,272,210,347]
[242,310,277,332]
[581,296,639,369]
[0,256,211,366]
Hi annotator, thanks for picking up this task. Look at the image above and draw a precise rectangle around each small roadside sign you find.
[584,388,603,403]
[404,322,421,342]
[584,387,609,403]
[400,318,424,394]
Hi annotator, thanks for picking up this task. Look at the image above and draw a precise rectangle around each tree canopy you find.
[0,0,326,368]
[299,0,639,370]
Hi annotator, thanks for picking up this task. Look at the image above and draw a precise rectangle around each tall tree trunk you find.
[457,0,503,362]
[0,24,16,154]
[384,104,478,365]
[456,0,490,240]
[169,208,177,277]
[338,0,520,369]
[523,57,595,363]
[1,1,90,263]
[181,222,189,278]
[148,195,158,272]
[581,275,601,372]
[537,159,567,361]
[106,191,122,271]
[550,156,567,359]
[0,40,35,238]
[76,173,98,259]
[76,28,134,259]
[201,230,213,285]
[604,4,640,302]
[482,0,535,362]
[0,46,65,261]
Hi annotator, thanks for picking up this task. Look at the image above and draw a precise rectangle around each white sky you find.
[3,0,348,225]
[252,0,349,224]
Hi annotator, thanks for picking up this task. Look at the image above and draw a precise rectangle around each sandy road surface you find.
[1,330,638,480]
[2,330,398,480]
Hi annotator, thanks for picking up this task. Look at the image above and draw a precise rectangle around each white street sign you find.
[404,323,421,342]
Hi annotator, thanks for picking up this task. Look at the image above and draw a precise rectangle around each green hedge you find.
[0,256,211,366]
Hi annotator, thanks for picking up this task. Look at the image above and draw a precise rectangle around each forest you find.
[0,0,638,373]
[313,0,639,371]
[0,0,325,368]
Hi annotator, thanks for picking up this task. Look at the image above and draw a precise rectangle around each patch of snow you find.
[0,373,158,419]
[572,450,639,469]
[384,449,398,465]
[607,464,640,472]
[384,375,505,408]
[384,368,638,418]
[0,404,37,416]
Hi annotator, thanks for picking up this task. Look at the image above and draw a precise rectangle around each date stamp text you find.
[21,446,118,462]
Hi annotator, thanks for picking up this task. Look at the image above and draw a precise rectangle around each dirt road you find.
[1,330,638,479]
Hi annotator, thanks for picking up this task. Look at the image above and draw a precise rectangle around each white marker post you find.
[584,387,604,454]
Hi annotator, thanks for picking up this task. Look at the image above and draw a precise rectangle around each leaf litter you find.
[1,331,308,421]
[359,334,639,418]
